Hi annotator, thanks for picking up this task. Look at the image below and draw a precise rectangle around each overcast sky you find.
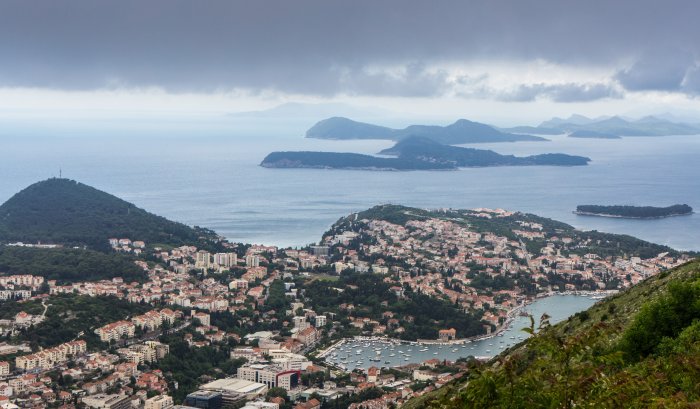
[1,0,700,124]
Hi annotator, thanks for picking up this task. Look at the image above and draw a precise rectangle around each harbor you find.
[323,294,599,370]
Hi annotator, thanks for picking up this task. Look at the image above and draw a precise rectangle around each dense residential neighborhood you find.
[0,205,691,409]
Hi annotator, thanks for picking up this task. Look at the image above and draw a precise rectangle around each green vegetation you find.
[303,272,484,340]
[0,245,146,283]
[576,204,693,219]
[402,259,700,408]
[154,333,246,403]
[0,178,223,251]
[0,294,151,349]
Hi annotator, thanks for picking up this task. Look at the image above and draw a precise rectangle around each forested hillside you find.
[0,178,222,251]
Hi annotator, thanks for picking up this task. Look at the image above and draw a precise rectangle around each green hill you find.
[402,258,700,408]
[0,178,223,251]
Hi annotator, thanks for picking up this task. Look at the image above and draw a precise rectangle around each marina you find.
[323,294,598,370]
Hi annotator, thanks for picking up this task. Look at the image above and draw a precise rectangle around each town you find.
[0,205,690,409]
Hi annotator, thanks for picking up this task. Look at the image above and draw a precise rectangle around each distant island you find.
[575,204,693,219]
[524,114,700,137]
[306,116,547,144]
[260,151,454,170]
[261,136,590,170]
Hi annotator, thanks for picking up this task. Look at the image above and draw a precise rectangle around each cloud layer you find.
[0,0,698,101]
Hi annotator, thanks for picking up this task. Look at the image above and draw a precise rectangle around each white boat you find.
[389,353,396,357]
[433,352,438,355]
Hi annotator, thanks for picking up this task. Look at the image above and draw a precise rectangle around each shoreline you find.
[573,211,693,220]
[317,291,614,362]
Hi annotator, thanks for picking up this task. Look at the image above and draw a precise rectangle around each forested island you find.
[261,136,590,170]
[575,204,693,219]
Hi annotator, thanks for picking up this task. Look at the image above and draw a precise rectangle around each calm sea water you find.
[324,294,598,370]
[0,118,699,250]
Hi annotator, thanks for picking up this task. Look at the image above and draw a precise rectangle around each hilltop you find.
[306,117,546,144]
[402,258,700,408]
[0,178,223,251]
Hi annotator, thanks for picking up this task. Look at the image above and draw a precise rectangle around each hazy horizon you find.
[2,1,700,127]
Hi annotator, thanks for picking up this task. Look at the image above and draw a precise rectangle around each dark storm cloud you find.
[497,83,622,103]
[615,49,695,92]
[0,0,698,98]
[337,63,453,97]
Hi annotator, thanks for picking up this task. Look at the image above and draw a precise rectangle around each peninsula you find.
[575,204,693,219]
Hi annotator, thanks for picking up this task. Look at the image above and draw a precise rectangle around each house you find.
[294,399,321,409]
[294,327,319,346]
[438,328,456,341]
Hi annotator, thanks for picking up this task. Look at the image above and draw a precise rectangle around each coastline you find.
[317,291,615,363]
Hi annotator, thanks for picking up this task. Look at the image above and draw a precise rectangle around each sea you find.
[322,294,598,370]
[1,117,699,251]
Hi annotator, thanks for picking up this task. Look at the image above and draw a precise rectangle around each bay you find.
[323,294,598,371]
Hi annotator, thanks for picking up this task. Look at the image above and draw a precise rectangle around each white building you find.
[144,395,174,409]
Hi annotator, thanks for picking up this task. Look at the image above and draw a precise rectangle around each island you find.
[261,136,590,170]
[259,151,454,170]
[306,116,547,144]
[532,114,700,137]
[574,204,693,219]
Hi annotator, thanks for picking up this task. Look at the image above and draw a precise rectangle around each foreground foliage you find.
[403,259,700,409]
